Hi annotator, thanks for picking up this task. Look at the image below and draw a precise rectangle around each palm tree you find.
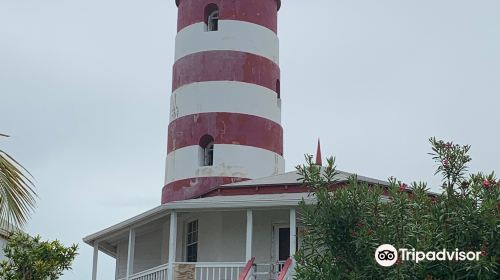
[0,134,37,230]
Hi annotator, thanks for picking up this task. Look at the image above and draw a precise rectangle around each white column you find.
[115,246,120,280]
[289,208,296,258]
[168,211,178,280]
[245,209,253,261]
[126,229,136,279]
[92,242,99,280]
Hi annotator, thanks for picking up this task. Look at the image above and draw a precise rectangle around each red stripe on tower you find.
[176,0,280,33]
[168,112,283,155]
[162,177,249,204]
[172,51,280,93]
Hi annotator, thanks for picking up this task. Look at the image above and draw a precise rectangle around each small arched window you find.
[199,135,214,166]
[276,79,281,99]
[204,4,219,32]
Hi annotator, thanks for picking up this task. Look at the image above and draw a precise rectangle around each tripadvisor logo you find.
[374,244,481,267]
[375,244,398,267]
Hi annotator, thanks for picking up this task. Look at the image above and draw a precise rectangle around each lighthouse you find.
[163,0,285,203]
[84,2,395,279]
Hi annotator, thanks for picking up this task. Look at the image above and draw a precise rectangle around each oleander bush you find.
[0,233,78,280]
[295,138,499,279]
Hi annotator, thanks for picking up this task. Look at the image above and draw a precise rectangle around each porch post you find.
[126,228,136,279]
[115,246,120,280]
[246,209,253,260]
[289,208,296,258]
[168,211,177,280]
[92,242,99,280]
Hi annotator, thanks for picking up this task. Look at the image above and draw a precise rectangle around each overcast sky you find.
[1,0,499,279]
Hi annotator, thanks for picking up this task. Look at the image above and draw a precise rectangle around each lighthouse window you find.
[204,4,219,31]
[208,10,219,31]
[276,79,281,99]
[199,135,214,166]
[204,142,214,166]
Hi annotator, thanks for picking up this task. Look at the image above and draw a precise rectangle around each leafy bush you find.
[0,233,78,280]
[295,138,499,279]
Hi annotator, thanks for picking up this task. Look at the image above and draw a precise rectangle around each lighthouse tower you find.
[162,0,285,203]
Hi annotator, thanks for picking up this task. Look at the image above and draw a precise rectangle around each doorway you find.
[272,224,302,268]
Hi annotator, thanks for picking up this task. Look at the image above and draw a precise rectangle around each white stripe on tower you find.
[175,20,279,63]
[170,81,281,124]
[164,145,284,184]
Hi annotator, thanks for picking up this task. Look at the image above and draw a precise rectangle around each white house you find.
[0,219,19,261]
[83,1,389,279]
[84,171,387,280]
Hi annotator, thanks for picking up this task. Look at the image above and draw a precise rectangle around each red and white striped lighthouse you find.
[162,0,284,203]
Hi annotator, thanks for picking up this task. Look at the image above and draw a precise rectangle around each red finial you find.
[315,139,322,166]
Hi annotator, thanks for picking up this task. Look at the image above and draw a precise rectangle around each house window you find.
[204,4,219,31]
[199,135,214,166]
[186,220,199,262]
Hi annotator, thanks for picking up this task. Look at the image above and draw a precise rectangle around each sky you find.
[1,0,499,279]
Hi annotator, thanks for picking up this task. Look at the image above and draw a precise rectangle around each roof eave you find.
[83,193,314,246]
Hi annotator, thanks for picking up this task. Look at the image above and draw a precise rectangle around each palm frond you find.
[0,135,37,230]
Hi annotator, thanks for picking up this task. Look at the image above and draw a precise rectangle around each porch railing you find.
[118,263,169,280]
[238,257,256,280]
[276,258,293,280]
[175,262,247,280]
[117,261,292,280]
[253,261,286,279]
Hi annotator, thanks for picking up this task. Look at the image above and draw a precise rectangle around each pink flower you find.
[483,180,490,189]
[443,159,449,167]
[399,183,407,192]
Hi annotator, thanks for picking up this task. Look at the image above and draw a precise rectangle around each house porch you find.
[84,193,312,280]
